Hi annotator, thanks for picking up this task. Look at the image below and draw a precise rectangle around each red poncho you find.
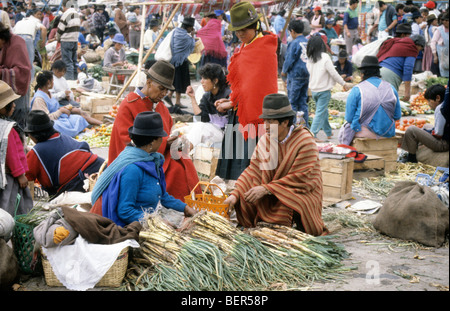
[227,32,279,140]
[107,93,200,202]
[377,37,419,63]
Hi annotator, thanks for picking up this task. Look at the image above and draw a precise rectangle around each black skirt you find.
[215,109,259,181]
[173,60,191,93]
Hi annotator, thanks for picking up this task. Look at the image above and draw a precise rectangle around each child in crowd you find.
[352,38,363,57]
[334,50,353,82]
[306,36,352,141]
[0,81,33,216]
[50,60,79,107]
[86,29,101,50]
[76,61,105,93]
[401,84,449,163]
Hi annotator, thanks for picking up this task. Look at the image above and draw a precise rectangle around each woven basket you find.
[88,160,108,192]
[184,182,229,218]
[41,247,129,288]
[12,194,41,274]
[12,215,39,274]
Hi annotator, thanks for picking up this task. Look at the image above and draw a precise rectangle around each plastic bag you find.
[155,30,174,62]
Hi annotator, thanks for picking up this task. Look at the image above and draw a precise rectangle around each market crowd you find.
[0,1,448,238]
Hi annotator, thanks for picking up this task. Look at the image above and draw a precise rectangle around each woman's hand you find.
[215,99,233,113]
[186,85,195,98]
[59,106,71,115]
[184,205,198,217]
[17,174,29,189]
[343,83,353,91]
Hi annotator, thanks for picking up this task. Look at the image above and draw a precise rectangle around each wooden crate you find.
[352,137,398,173]
[320,158,354,206]
[353,154,386,179]
[192,147,220,181]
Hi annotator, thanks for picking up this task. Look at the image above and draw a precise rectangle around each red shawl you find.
[108,92,200,201]
[377,37,419,63]
[231,127,328,236]
[196,18,227,59]
[227,32,279,140]
[0,34,32,96]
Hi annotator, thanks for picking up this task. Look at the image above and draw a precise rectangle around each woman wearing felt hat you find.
[214,1,279,180]
[108,60,201,203]
[24,110,106,197]
[91,111,197,226]
[339,55,401,146]
[0,81,33,217]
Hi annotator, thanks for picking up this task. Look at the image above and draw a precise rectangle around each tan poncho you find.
[231,126,328,236]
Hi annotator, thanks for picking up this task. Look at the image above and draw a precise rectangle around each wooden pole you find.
[137,5,148,87]
[280,2,295,42]
[114,2,182,103]
[261,7,271,31]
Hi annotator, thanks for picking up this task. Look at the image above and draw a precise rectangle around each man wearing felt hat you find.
[24,110,105,198]
[91,111,197,224]
[223,93,328,236]
[339,55,401,146]
[108,60,201,203]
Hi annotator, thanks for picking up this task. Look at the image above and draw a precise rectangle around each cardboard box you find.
[192,147,220,181]
[91,98,115,114]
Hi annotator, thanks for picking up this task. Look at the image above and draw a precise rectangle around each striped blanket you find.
[231,126,328,236]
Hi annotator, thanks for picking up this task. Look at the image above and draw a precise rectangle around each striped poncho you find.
[231,126,328,236]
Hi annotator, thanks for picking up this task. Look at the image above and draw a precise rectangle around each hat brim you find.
[112,39,126,45]
[144,70,175,91]
[228,13,262,31]
[23,120,54,133]
[128,126,168,137]
[259,110,296,120]
[358,64,381,69]
[0,93,21,110]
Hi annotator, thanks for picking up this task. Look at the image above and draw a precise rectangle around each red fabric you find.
[197,18,227,59]
[0,34,32,96]
[90,196,103,215]
[5,128,27,178]
[227,32,279,140]
[108,92,201,201]
[26,133,99,193]
[377,37,419,63]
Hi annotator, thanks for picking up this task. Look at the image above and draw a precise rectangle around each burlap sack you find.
[0,239,19,289]
[372,181,449,247]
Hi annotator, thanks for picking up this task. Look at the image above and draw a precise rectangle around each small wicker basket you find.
[88,160,108,192]
[41,247,129,288]
[184,182,229,218]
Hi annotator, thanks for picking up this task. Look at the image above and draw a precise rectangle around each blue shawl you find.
[170,27,195,67]
[91,146,164,205]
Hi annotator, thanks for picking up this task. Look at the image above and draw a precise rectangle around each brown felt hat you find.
[144,60,175,91]
[259,93,296,119]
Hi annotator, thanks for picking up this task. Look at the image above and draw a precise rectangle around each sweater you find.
[117,162,186,225]
[57,8,81,42]
[307,52,346,92]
